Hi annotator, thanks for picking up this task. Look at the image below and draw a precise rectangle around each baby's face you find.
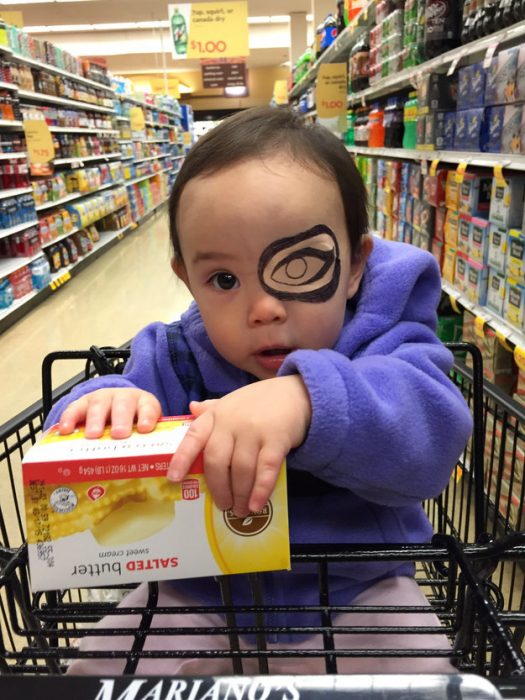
[174,154,370,379]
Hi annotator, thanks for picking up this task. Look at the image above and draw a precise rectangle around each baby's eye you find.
[210,272,239,290]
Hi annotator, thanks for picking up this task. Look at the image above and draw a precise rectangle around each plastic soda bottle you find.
[171,8,188,55]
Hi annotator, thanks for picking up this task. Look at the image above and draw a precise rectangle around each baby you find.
[46,106,473,675]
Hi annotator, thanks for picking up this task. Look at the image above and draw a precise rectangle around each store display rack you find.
[288,0,376,101]
[0,222,135,334]
[0,29,186,333]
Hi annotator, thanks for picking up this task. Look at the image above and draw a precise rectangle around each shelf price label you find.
[474,315,486,339]
[316,63,347,119]
[493,163,507,188]
[273,80,289,105]
[430,159,440,177]
[514,345,525,371]
[455,161,468,184]
[169,2,249,60]
[50,271,71,291]
[23,119,55,166]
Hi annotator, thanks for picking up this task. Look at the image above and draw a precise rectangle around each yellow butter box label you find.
[23,417,290,591]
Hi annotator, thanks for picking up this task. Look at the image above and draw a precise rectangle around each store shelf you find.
[133,154,169,165]
[0,219,39,241]
[348,20,525,106]
[0,224,132,327]
[0,46,115,94]
[53,152,122,166]
[116,115,131,122]
[0,186,32,201]
[49,126,119,135]
[35,180,125,212]
[0,151,27,161]
[346,145,525,171]
[0,120,23,129]
[442,279,525,349]
[289,0,375,101]
[18,89,115,114]
[125,169,166,186]
[0,81,17,91]
[0,252,42,279]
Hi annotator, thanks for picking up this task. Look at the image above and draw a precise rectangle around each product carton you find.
[467,259,488,306]
[483,104,522,154]
[484,48,519,105]
[22,418,291,592]
[489,175,525,229]
[457,62,486,110]
[444,208,460,246]
[457,214,472,257]
[441,245,456,283]
[486,267,506,316]
[445,171,460,211]
[431,237,444,268]
[488,224,508,274]
[504,278,525,330]
[455,252,469,293]
[469,217,490,265]
[434,206,446,241]
[459,173,492,218]
[507,229,525,285]
[423,170,448,208]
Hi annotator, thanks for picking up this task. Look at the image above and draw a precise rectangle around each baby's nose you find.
[247,292,287,326]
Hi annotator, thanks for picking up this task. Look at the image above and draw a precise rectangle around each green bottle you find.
[171,8,187,55]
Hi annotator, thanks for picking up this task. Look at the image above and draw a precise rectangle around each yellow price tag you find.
[129,107,145,132]
[23,119,55,165]
[117,232,125,241]
[514,345,525,371]
[449,294,461,314]
[273,80,288,105]
[184,2,249,60]
[183,131,192,145]
[455,161,468,183]
[455,464,463,483]
[316,63,347,119]
[495,330,512,351]
[493,164,507,188]
[50,271,71,291]
[430,159,440,177]
[474,315,486,339]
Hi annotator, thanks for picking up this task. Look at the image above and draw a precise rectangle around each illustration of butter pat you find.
[22,416,290,592]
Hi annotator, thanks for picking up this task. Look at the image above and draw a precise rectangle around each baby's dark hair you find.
[169,106,368,261]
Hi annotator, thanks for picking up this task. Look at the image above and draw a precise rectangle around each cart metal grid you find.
[0,342,524,693]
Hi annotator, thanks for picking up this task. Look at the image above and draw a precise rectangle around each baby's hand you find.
[168,375,311,517]
[58,388,162,439]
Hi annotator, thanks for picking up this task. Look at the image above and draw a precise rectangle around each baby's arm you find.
[168,375,311,517]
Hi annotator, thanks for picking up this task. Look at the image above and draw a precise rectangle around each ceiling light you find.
[224,85,248,97]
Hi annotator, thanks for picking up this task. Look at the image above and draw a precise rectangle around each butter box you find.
[22,417,291,592]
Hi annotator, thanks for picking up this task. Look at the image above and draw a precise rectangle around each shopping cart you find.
[0,342,524,699]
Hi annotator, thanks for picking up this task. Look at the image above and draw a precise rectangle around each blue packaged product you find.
[455,108,485,151]
[457,63,486,110]
[443,112,456,150]
[484,48,518,106]
[482,105,505,152]
[0,278,14,309]
[320,14,338,52]
[29,256,51,290]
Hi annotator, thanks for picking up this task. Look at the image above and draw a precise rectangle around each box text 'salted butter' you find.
[22,417,291,591]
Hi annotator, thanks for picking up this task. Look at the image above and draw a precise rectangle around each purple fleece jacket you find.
[46,238,472,620]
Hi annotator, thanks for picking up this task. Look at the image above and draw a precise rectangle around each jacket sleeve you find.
[44,322,188,429]
[279,245,473,508]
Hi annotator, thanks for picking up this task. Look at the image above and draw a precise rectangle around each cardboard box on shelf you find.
[488,224,508,274]
[507,229,525,285]
[489,175,525,229]
[466,258,488,306]
[486,268,506,317]
[503,277,525,330]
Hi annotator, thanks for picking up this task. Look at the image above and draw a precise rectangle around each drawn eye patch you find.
[258,224,340,302]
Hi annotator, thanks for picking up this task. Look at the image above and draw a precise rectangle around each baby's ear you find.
[171,256,189,287]
[346,235,373,300]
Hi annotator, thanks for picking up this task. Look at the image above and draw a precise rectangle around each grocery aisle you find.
[0,208,193,426]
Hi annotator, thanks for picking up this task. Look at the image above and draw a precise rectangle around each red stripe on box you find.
[23,453,203,485]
